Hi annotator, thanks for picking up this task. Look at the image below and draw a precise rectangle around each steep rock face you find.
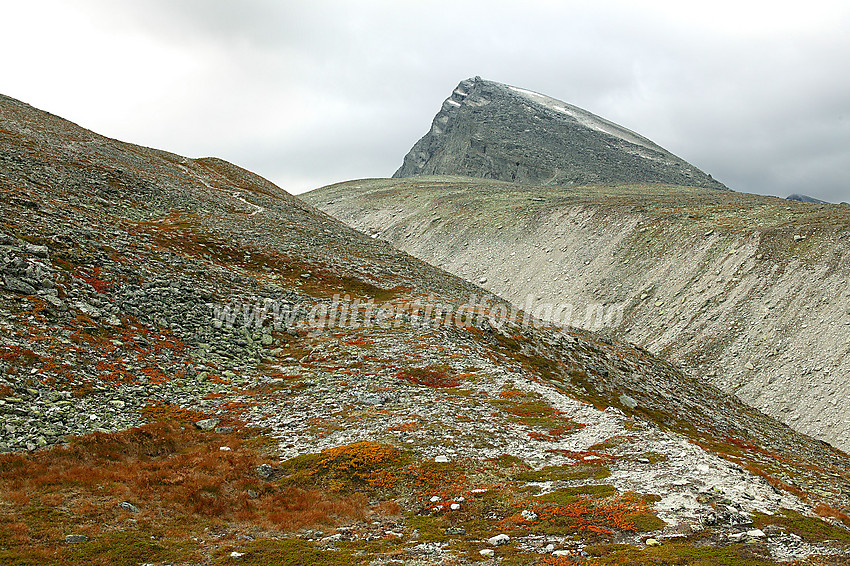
[394,77,728,190]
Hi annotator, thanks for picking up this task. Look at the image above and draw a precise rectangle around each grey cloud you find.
[24,1,850,202]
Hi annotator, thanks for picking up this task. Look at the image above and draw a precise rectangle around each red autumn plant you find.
[396,367,461,388]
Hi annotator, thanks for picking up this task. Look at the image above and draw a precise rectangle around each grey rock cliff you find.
[787,193,828,203]
[394,76,729,190]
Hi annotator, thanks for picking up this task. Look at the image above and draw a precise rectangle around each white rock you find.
[220,446,232,451]
[488,534,510,546]
[435,455,449,463]
[230,551,244,558]
[479,549,495,557]
[430,495,441,503]
[450,503,461,510]
[747,529,766,538]
[521,509,538,521]
[553,550,571,556]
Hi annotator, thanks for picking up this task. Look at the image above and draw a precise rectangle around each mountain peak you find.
[394,77,728,190]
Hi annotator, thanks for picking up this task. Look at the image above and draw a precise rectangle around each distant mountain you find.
[787,193,828,203]
[394,76,729,190]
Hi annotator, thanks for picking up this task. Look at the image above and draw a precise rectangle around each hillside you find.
[2,94,850,564]
[394,77,729,191]
[304,177,850,455]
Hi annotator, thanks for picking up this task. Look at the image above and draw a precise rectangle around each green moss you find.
[638,452,668,464]
[486,454,530,469]
[625,512,667,532]
[0,530,197,566]
[583,543,637,557]
[406,514,449,542]
[585,542,777,565]
[0,552,43,566]
[210,538,365,565]
[588,437,627,451]
[276,442,408,492]
[277,452,322,485]
[491,399,555,418]
[514,464,611,482]
[624,492,662,504]
[538,484,618,504]
[754,509,850,545]
[67,531,195,565]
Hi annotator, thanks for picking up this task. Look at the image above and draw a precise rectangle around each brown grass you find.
[0,421,371,558]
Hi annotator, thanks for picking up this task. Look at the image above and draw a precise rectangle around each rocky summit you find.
[2,92,850,565]
[394,77,729,190]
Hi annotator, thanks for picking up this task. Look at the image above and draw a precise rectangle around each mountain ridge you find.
[305,177,850,454]
[394,77,729,190]
[3,92,850,563]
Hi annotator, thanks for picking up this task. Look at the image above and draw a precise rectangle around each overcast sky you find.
[3,1,849,202]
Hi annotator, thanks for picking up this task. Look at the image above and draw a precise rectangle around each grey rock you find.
[619,393,638,409]
[394,76,728,190]
[25,243,49,257]
[118,501,140,513]
[256,463,275,480]
[43,294,66,309]
[64,534,89,544]
[4,276,36,295]
[358,391,397,406]
[700,506,752,527]
[74,301,102,318]
[194,418,220,431]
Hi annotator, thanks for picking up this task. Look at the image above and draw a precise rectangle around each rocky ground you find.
[304,177,850,454]
[2,93,850,565]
